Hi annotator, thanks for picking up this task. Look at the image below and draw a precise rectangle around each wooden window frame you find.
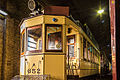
[67,35,76,59]
[26,25,42,53]
[21,29,25,55]
[45,24,63,52]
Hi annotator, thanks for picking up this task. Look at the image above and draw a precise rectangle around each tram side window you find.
[87,43,92,61]
[91,47,93,62]
[27,26,42,51]
[68,36,75,57]
[93,48,95,62]
[90,45,93,61]
[87,43,90,61]
[96,51,98,63]
[94,50,97,63]
[46,24,62,51]
[22,33,25,53]
[83,38,87,59]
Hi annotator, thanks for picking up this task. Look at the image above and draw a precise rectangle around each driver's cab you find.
[20,15,66,80]
[20,6,81,80]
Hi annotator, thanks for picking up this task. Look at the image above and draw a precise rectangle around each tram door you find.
[67,35,75,75]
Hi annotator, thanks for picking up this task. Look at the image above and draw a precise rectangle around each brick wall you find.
[3,17,20,80]
[0,0,20,80]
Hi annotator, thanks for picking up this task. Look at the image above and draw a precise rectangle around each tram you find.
[19,5,101,80]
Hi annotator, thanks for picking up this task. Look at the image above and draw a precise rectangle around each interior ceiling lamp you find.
[0,9,8,16]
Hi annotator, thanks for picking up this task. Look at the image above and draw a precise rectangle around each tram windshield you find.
[46,24,62,51]
[27,25,42,51]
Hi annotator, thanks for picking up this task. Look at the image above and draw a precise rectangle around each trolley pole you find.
[109,0,120,80]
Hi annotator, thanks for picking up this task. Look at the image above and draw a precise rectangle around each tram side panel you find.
[45,55,65,80]
[66,24,81,76]
[20,56,25,75]
[25,55,44,75]
[65,17,100,78]
[79,34,100,77]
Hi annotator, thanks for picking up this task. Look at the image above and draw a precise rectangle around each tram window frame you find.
[45,24,63,52]
[87,42,90,61]
[92,48,95,63]
[27,25,42,52]
[91,47,94,62]
[96,51,99,64]
[21,31,25,54]
[94,50,98,63]
[67,35,75,58]
[83,37,87,60]
[87,42,93,62]
[90,46,92,62]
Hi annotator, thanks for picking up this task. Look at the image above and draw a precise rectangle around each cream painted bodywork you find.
[20,15,101,79]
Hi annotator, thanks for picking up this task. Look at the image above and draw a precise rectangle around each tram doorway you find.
[67,35,77,75]
[67,36,75,58]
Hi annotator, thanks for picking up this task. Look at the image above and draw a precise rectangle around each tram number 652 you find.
[27,68,41,74]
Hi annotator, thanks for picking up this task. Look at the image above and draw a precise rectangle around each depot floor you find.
[68,72,112,80]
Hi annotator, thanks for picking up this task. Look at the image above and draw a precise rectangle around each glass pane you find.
[39,40,42,50]
[83,38,87,59]
[69,45,74,57]
[22,33,25,52]
[28,41,36,48]
[28,37,37,43]
[27,26,42,51]
[46,25,62,51]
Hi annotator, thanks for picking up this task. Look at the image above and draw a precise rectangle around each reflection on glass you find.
[27,26,42,51]
[46,25,62,50]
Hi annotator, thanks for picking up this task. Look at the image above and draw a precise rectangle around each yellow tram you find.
[20,6,101,80]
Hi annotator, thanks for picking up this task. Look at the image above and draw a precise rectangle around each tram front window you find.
[46,24,62,51]
[27,25,42,51]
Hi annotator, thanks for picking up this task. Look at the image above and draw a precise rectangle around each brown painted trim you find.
[26,24,43,52]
